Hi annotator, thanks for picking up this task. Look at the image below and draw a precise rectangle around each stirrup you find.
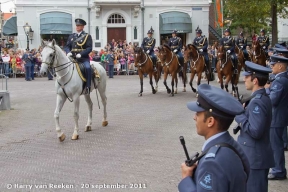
[84,87,90,95]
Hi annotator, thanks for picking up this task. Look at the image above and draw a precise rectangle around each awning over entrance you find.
[40,12,72,34]
[3,15,18,36]
[159,12,192,34]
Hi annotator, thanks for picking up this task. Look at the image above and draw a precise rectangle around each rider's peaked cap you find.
[187,84,244,119]
[172,29,178,34]
[224,28,231,33]
[243,61,272,77]
[260,29,265,33]
[269,55,288,65]
[75,18,86,26]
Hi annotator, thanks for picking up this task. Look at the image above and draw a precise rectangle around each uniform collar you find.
[275,71,287,78]
[251,88,265,96]
[202,131,227,151]
[77,31,83,36]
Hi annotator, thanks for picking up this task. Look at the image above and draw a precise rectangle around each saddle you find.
[75,61,101,91]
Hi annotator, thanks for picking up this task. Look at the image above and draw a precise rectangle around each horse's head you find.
[252,40,260,51]
[158,44,171,63]
[217,45,226,61]
[40,39,57,75]
[184,44,198,61]
[133,46,144,63]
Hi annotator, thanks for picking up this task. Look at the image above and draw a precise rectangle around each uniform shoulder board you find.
[254,94,262,99]
[177,37,181,40]
[205,145,221,159]
[276,76,281,80]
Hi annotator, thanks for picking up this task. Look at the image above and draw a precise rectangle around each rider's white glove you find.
[240,46,243,48]
[146,50,150,54]
[67,52,73,57]
[263,46,266,49]
[173,49,177,53]
[76,54,81,58]
[199,49,203,52]
[227,50,231,54]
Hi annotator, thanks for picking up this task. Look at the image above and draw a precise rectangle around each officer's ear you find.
[206,116,216,128]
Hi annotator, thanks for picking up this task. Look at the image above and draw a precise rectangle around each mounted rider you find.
[64,18,92,95]
[236,31,249,61]
[220,28,238,74]
[257,29,270,55]
[192,26,210,73]
[168,29,184,69]
[141,27,157,71]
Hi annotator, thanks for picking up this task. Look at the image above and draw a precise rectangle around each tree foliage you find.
[224,0,288,43]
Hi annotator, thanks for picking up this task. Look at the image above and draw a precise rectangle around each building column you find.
[102,25,107,48]
[126,24,132,44]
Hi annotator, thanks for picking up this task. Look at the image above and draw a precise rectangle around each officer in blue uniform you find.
[270,48,288,151]
[235,61,274,192]
[266,55,288,180]
[64,18,93,95]
[193,27,210,73]
[168,29,184,67]
[257,29,270,55]
[178,84,250,192]
[220,28,238,74]
[236,31,249,60]
[141,27,157,71]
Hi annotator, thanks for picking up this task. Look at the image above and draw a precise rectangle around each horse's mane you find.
[163,44,171,51]
[134,46,143,53]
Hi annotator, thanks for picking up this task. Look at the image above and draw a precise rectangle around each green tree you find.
[224,0,288,45]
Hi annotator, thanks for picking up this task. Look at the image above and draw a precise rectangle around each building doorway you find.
[107,28,126,47]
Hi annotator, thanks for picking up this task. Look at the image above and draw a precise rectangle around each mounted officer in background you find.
[236,31,249,61]
[64,18,93,95]
[193,26,211,74]
[220,28,238,74]
[257,29,270,57]
[141,27,157,71]
[168,29,184,70]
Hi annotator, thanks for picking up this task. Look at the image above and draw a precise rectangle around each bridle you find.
[186,46,200,69]
[41,44,75,102]
[41,44,73,76]
[159,48,174,67]
[135,51,148,67]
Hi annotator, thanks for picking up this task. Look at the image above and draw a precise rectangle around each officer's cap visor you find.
[242,71,252,76]
[187,101,205,112]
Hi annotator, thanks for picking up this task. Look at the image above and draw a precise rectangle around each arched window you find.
[108,14,125,24]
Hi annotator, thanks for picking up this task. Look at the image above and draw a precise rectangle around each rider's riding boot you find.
[153,59,157,72]
[84,87,90,95]
[233,62,238,74]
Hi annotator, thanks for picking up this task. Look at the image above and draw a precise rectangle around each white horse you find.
[40,39,108,142]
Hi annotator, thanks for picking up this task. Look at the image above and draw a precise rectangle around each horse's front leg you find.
[138,70,144,96]
[153,70,159,92]
[97,84,108,126]
[196,71,202,97]
[72,97,80,140]
[163,70,171,94]
[189,70,197,93]
[55,94,67,142]
[218,73,224,90]
[84,95,93,132]
[149,72,156,94]
[174,75,178,94]
[170,73,175,97]
[225,75,232,93]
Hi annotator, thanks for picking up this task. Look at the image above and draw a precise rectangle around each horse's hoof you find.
[138,93,142,97]
[85,126,92,132]
[182,88,186,92]
[71,134,79,140]
[102,120,108,127]
[167,89,171,94]
[192,88,196,93]
[174,90,178,94]
[58,133,66,142]
[152,90,156,94]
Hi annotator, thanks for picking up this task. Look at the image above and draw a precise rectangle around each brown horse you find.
[184,44,207,94]
[158,44,187,96]
[235,44,245,69]
[216,45,241,100]
[134,47,160,96]
[251,40,266,67]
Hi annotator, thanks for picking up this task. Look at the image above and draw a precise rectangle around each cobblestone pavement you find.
[0,74,287,192]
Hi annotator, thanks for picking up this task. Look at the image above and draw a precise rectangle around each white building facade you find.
[15,0,211,50]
